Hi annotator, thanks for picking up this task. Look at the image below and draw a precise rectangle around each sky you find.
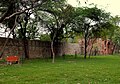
[67,0,120,16]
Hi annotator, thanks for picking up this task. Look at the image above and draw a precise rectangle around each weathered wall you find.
[0,37,119,59]
[28,40,51,58]
[0,38,63,59]
[0,38,24,59]
[63,43,81,55]
[0,37,77,59]
[78,38,117,55]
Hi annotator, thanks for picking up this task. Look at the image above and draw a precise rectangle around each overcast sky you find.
[67,0,120,16]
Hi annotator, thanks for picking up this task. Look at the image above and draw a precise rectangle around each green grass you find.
[0,55,120,84]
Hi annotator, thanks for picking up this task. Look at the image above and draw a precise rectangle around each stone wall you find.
[28,40,51,58]
[78,38,118,55]
[0,37,119,59]
[63,43,81,55]
[0,38,24,59]
[0,37,79,59]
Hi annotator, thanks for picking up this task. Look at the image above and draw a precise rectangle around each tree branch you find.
[0,16,17,58]
[0,1,44,23]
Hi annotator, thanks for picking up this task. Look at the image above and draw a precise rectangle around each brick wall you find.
[0,37,119,59]
[78,38,118,55]
[0,37,72,59]
[63,43,81,55]
[0,38,23,59]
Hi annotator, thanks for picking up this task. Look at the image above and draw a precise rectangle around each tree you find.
[35,0,75,63]
[0,0,59,58]
[72,5,111,58]
[108,16,120,54]
[0,0,53,38]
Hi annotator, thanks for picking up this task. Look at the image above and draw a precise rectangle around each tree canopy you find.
[71,5,112,58]
[0,0,119,60]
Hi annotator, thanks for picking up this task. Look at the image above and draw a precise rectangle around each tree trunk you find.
[22,12,29,59]
[112,44,116,54]
[0,17,16,58]
[84,24,89,59]
[23,39,29,59]
[84,33,87,59]
[88,38,97,58]
[51,41,55,63]
[0,3,16,58]
[8,2,16,38]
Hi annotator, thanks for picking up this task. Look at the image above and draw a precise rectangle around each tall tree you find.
[72,6,111,58]
[36,0,75,63]
[108,16,120,53]
[0,0,58,58]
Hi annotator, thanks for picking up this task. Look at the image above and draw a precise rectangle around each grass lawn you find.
[0,55,120,84]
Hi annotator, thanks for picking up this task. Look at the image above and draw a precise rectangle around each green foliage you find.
[71,5,111,58]
[16,15,40,39]
[73,5,111,37]
[108,16,120,45]
[0,55,120,83]
[39,34,51,41]
[36,0,75,42]
[26,21,39,40]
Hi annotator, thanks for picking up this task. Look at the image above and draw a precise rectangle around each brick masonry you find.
[78,38,120,55]
[0,37,66,59]
[0,37,119,59]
